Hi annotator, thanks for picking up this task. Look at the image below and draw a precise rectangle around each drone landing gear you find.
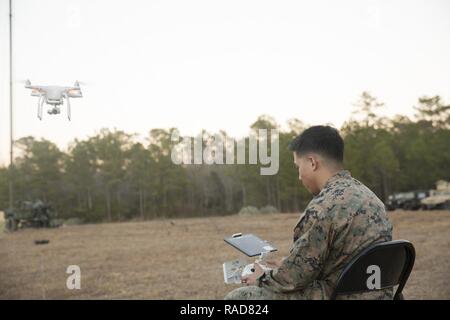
[37,96,44,120]
[62,93,71,121]
[66,96,71,121]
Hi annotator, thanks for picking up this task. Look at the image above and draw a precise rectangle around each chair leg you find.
[394,292,404,300]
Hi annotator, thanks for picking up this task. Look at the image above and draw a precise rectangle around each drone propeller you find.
[17,79,32,87]
[74,80,88,87]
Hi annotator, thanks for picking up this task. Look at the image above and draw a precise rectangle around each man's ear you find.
[309,155,319,171]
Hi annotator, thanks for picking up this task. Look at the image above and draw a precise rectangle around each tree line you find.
[0,92,449,222]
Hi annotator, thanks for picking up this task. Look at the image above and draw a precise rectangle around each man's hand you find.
[263,258,283,269]
[241,262,264,286]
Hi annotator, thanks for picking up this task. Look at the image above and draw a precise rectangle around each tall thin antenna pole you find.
[9,0,14,209]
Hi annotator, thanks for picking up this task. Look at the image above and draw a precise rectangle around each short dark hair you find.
[288,125,344,163]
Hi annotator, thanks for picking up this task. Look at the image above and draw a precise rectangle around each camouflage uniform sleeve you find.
[258,204,334,293]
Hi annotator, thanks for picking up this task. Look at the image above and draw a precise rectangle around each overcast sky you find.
[1,0,450,165]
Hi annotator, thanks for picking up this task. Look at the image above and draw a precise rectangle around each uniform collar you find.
[322,169,351,190]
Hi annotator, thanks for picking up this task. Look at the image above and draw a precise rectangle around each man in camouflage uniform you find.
[225,125,393,300]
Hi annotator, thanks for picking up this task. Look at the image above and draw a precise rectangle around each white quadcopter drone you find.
[24,79,83,120]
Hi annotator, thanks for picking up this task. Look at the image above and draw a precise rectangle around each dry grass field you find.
[0,210,449,299]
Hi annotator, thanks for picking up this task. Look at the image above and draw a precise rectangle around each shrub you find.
[64,218,84,226]
[259,205,279,214]
[238,206,260,216]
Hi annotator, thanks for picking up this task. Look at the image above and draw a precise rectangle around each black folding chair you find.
[330,240,415,300]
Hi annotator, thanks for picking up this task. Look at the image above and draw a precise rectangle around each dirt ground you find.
[0,210,449,299]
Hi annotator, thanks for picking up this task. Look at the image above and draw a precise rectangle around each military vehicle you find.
[4,200,59,232]
[421,180,450,210]
[385,190,430,211]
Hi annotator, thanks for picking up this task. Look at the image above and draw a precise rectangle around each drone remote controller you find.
[240,251,274,278]
[241,263,256,277]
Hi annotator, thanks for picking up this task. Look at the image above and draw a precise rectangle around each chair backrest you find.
[330,240,415,300]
